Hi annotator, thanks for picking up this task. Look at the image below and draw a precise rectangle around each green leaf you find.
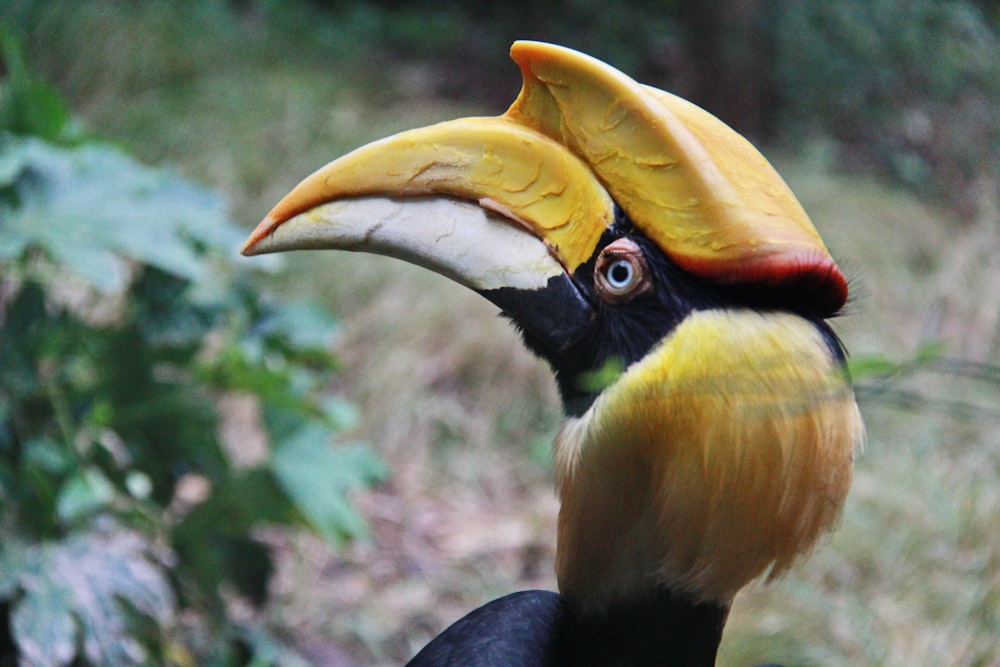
[0,279,49,394]
[270,425,385,543]
[847,354,902,380]
[3,526,174,667]
[56,467,117,525]
[576,355,626,393]
[130,266,213,347]
[0,136,29,187]
[263,299,340,352]
[0,136,243,292]
[22,437,72,475]
[321,395,361,431]
[0,26,75,144]
[0,538,28,599]
[69,529,172,665]
[915,340,945,364]
[10,570,77,667]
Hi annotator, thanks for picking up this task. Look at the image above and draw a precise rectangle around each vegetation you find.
[773,0,1000,215]
[1,1,998,666]
[0,27,384,665]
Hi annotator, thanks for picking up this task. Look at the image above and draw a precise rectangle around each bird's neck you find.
[553,310,860,605]
[557,587,729,667]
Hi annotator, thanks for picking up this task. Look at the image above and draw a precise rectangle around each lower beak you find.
[243,194,595,354]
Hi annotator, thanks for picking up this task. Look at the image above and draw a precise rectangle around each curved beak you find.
[240,116,613,354]
[241,40,849,350]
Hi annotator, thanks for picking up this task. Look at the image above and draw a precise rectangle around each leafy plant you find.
[771,0,1000,213]
[0,28,385,666]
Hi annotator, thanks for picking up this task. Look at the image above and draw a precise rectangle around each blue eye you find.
[605,258,635,289]
[594,238,651,304]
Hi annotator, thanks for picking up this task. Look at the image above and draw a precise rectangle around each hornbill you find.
[242,42,863,666]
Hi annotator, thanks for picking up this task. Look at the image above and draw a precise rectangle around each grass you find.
[10,3,1000,665]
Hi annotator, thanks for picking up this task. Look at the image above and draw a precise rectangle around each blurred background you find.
[1,1,999,665]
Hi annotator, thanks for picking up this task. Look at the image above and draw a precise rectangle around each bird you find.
[242,41,863,667]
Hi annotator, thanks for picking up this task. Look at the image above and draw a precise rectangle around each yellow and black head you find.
[243,41,863,611]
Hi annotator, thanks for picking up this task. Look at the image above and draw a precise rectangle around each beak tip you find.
[240,240,260,257]
[241,215,280,257]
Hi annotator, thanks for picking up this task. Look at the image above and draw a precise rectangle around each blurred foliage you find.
[772,0,1000,215]
[0,28,385,666]
[851,342,1000,422]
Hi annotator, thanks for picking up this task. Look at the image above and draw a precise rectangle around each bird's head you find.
[243,41,863,612]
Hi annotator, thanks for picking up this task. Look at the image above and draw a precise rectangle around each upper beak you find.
[240,115,615,272]
[240,115,612,353]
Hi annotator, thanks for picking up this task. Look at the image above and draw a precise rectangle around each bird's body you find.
[406,588,727,667]
[242,41,863,666]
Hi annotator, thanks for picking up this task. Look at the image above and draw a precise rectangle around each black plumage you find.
[406,588,729,667]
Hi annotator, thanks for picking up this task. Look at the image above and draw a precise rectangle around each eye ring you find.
[594,238,651,304]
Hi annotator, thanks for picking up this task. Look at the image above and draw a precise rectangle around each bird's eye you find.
[594,238,651,304]
[605,259,635,289]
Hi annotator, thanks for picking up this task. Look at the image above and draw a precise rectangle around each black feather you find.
[406,587,730,666]
[406,591,565,667]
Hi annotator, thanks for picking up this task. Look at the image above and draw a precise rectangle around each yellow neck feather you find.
[553,309,863,611]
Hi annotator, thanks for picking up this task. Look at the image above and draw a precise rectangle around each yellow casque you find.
[245,41,847,314]
[505,42,846,312]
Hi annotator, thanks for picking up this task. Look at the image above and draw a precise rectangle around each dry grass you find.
[17,4,1000,664]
